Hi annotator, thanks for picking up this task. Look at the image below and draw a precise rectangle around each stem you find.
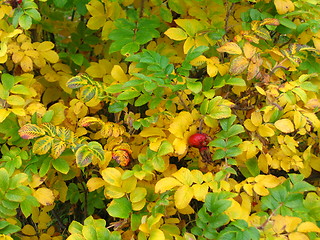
[257,203,283,230]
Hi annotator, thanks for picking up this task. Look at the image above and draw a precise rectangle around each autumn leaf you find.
[217,42,242,55]
[274,119,295,133]
[33,187,54,206]
[274,0,295,14]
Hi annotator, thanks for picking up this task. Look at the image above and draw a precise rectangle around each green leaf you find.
[279,18,296,29]
[107,197,132,219]
[226,136,242,148]
[245,157,260,177]
[71,54,84,66]
[121,42,140,55]
[25,8,41,21]
[209,138,226,148]
[19,14,32,29]
[187,81,202,94]
[225,125,244,138]
[1,73,15,91]
[135,94,152,106]
[117,90,141,100]
[52,158,70,174]
[0,168,9,192]
[108,101,127,113]
[226,78,246,86]
[53,0,68,8]
[205,193,232,214]
[20,195,40,218]
[5,188,26,202]
[212,149,226,160]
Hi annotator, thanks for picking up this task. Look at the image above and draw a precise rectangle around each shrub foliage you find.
[0,0,320,239]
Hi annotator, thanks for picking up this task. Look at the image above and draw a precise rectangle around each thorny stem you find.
[257,203,283,230]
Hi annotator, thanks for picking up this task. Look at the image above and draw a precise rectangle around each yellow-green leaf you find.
[149,229,165,240]
[33,136,53,155]
[130,187,147,203]
[164,28,188,41]
[101,168,122,187]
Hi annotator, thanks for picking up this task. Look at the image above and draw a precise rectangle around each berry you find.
[188,133,210,149]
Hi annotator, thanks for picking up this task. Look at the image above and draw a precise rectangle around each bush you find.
[0,0,320,239]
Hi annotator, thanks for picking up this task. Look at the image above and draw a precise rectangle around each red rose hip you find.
[188,133,210,149]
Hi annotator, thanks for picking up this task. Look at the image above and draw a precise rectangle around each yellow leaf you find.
[288,232,309,240]
[104,185,125,198]
[297,222,320,233]
[164,28,188,41]
[140,127,167,137]
[183,36,195,54]
[253,183,269,196]
[285,216,302,233]
[149,229,165,240]
[274,0,295,14]
[190,55,207,66]
[229,55,249,75]
[310,156,320,172]
[257,124,275,137]
[111,65,128,82]
[168,111,193,138]
[244,119,257,132]
[172,136,188,155]
[132,198,146,211]
[36,41,54,51]
[87,177,106,192]
[172,167,194,186]
[86,0,105,16]
[217,42,242,55]
[12,51,24,63]
[155,177,183,193]
[274,119,295,133]
[258,154,269,174]
[101,168,122,187]
[305,98,320,110]
[207,62,219,77]
[243,42,256,59]
[21,225,36,236]
[0,109,10,122]
[20,55,33,72]
[243,183,253,196]
[41,50,59,63]
[255,86,266,95]
[174,185,194,209]
[33,187,55,206]
[255,175,281,188]
[87,16,106,30]
[251,111,262,127]
[178,205,195,214]
[192,183,208,201]
[191,169,203,184]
